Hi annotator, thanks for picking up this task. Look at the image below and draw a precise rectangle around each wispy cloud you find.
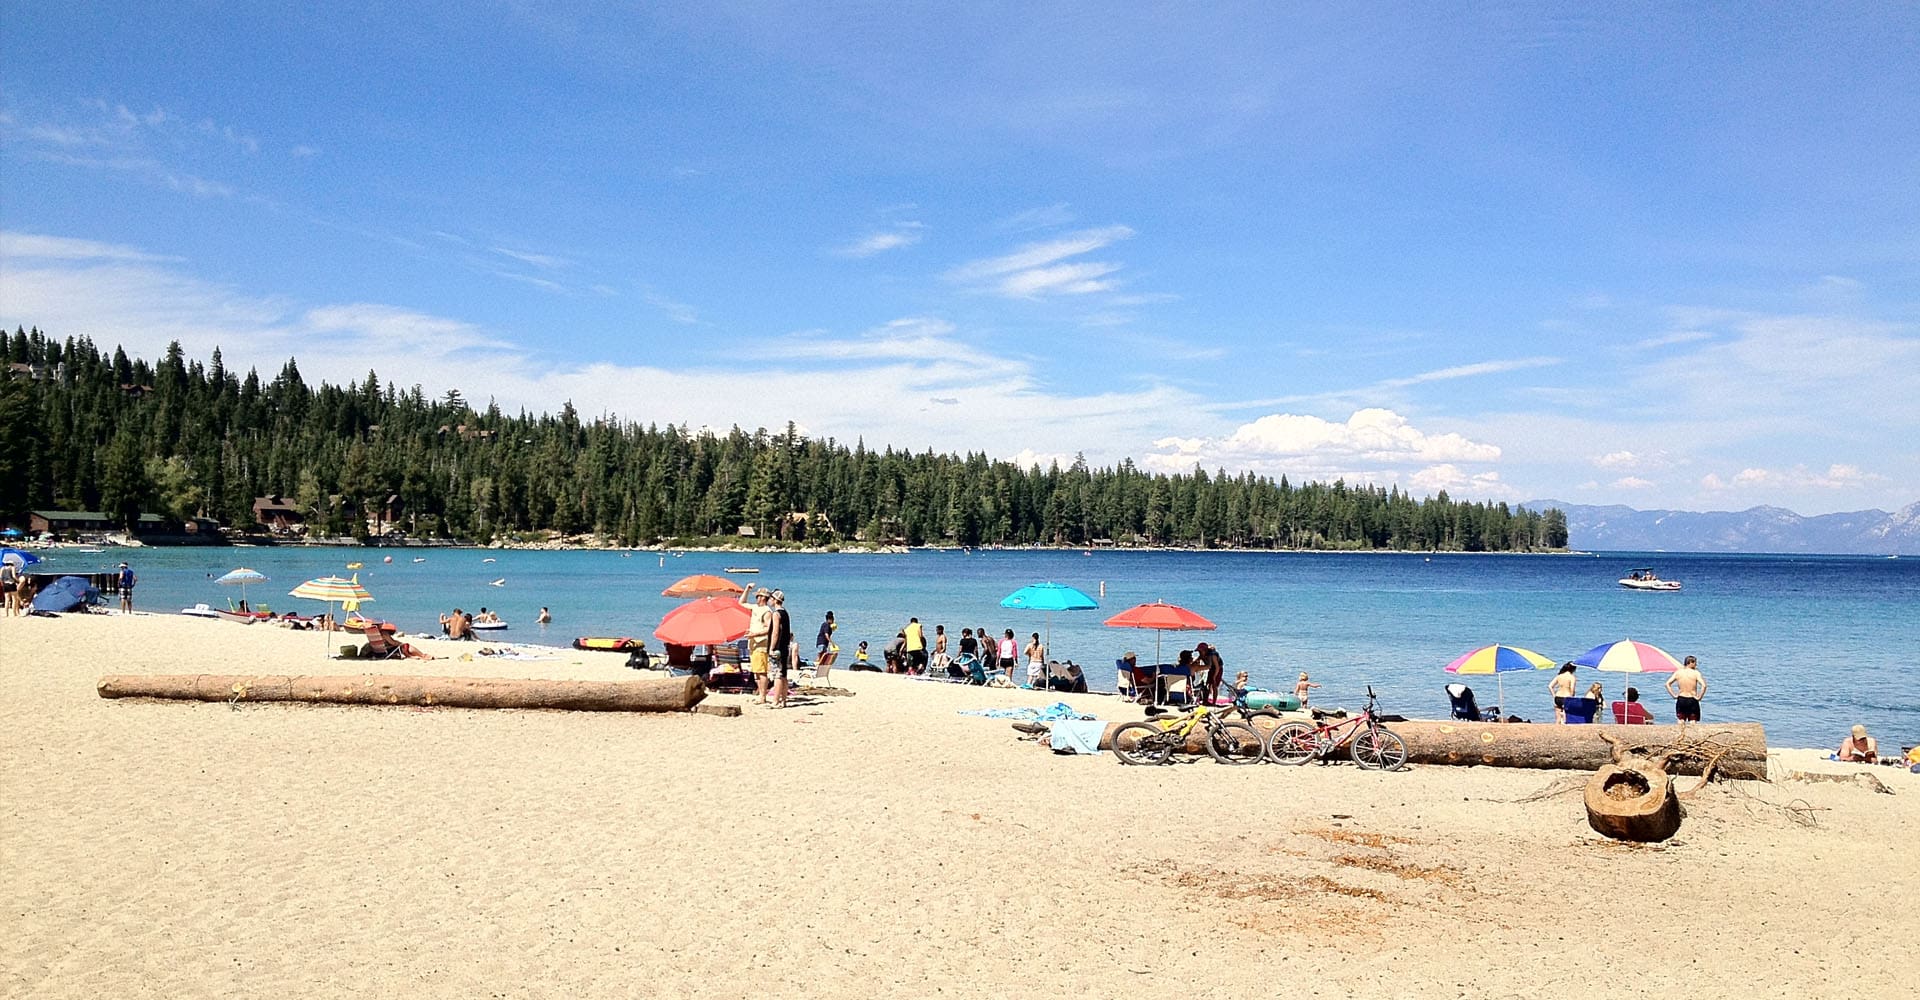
[946,225,1134,299]
[642,290,698,325]
[0,231,180,263]
[491,246,571,270]
[1699,464,1883,492]
[1376,356,1561,388]
[992,203,1075,233]
[836,223,924,258]
[0,235,1218,465]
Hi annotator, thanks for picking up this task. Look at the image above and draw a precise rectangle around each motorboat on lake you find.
[1619,568,1682,591]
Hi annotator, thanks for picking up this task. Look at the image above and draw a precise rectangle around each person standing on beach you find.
[815,611,837,683]
[117,562,135,613]
[1293,672,1320,708]
[1024,632,1046,690]
[903,617,927,674]
[1666,655,1707,722]
[1549,663,1578,723]
[746,588,773,704]
[1,558,20,617]
[933,624,948,672]
[997,629,1019,686]
[768,590,793,708]
[1194,642,1224,704]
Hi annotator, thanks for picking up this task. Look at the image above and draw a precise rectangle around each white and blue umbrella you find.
[1000,582,1099,665]
[215,567,267,607]
[1,547,42,569]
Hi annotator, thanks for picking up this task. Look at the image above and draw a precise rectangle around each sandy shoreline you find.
[4,613,1915,999]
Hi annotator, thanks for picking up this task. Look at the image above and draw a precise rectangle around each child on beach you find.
[1225,670,1251,704]
[1293,672,1320,707]
[850,641,879,671]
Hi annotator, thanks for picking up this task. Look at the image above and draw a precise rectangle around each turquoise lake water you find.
[44,547,1920,748]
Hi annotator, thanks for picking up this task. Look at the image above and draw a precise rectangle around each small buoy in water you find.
[490,578,506,587]
[383,556,393,564]
[482,558,496,563]
[1099,581,1106,598]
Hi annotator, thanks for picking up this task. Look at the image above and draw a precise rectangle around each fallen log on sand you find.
[98,673,707,713]
[1093,717,1766,780]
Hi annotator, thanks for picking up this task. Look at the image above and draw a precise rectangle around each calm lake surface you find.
[54,547,1920,748]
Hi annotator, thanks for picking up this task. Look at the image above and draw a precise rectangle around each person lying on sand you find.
[1836,724,1878,763]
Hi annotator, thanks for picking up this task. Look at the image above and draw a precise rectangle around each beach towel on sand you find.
[958,702,1082,722]
[1049,719,1107,754]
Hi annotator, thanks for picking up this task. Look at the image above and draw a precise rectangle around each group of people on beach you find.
[1546,655,1708,723]
[856,619,1092,692]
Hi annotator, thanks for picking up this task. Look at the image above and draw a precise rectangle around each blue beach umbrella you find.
[1001,582,1099,669]
[1,547,42,568]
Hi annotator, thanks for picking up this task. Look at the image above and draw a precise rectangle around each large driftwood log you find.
[97,673,706,712]
[1093,717,1766,779]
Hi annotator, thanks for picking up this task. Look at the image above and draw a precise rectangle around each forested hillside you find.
[0,328,1566,550]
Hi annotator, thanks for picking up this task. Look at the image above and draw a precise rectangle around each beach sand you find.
[3,614,1915,999]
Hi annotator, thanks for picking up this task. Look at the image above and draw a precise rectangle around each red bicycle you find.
[1262,686,1407,771]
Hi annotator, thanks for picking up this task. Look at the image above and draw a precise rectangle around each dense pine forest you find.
[0,328,1567,551]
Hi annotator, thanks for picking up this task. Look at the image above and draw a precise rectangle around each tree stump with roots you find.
[1585,732,1683,842]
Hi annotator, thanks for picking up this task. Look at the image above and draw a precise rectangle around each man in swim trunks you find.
[746,588,773,703]
[118,562,136,613]
[1666,655,1707,722]
[768,590,793,708]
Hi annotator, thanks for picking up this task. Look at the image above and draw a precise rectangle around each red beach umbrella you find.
[1103,601,1217,632]
[662,574,746,599]
[1103,601,1218,696]
[653,596,751,647]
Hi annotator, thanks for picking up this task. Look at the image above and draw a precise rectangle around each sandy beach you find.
[3,613,1915,999]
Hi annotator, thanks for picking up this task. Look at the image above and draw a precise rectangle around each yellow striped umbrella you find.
[289,576,372,656]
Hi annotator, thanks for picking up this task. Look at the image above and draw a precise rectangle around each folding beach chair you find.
[1116,659,1140,701]
[361,624,405,660]
[1446,683,1500,722]
[1611,700,1654,725]
[1562,697,1599,725]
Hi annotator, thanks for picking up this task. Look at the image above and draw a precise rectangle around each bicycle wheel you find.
[1349,726,1408,771]
[1206,721,1264,765]
[1264,722,1318,765]
[1112,721,1174,765]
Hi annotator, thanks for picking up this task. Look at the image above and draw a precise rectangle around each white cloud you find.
[1378,356,1560,388]
[1700,464,1882,492]
[1142,408,1503,490]
[1593,449,1682,472]
[1610,476,1655,490]
[0,235,1219,470]
[491,247,571,270]
[0,231,179,263]
[837,225,923,257]
[642,291,698,325]
[992,203,1075,233]
[947,225,1133,299]
[1409,464,1512,498]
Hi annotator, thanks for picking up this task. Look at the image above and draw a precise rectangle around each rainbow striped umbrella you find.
[1572,639,1682,674]
[289,576,372,657]
[1444,644,1555,712]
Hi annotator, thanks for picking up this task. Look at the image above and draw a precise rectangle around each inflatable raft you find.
[573,636,641,652]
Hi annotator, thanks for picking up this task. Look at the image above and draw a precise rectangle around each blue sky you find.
[3,2,1917,514]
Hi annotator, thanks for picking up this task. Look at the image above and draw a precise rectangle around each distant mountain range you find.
[1523,500,1920,555]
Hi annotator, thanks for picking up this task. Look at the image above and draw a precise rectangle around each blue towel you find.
[1050,719,1107,754]
[958,701,1082,721]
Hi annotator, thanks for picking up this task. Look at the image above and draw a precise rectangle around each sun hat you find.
[771,589,784,601]
[1852,724,1869,739]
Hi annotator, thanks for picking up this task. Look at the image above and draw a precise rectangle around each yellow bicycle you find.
[1111,704,1264,765]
